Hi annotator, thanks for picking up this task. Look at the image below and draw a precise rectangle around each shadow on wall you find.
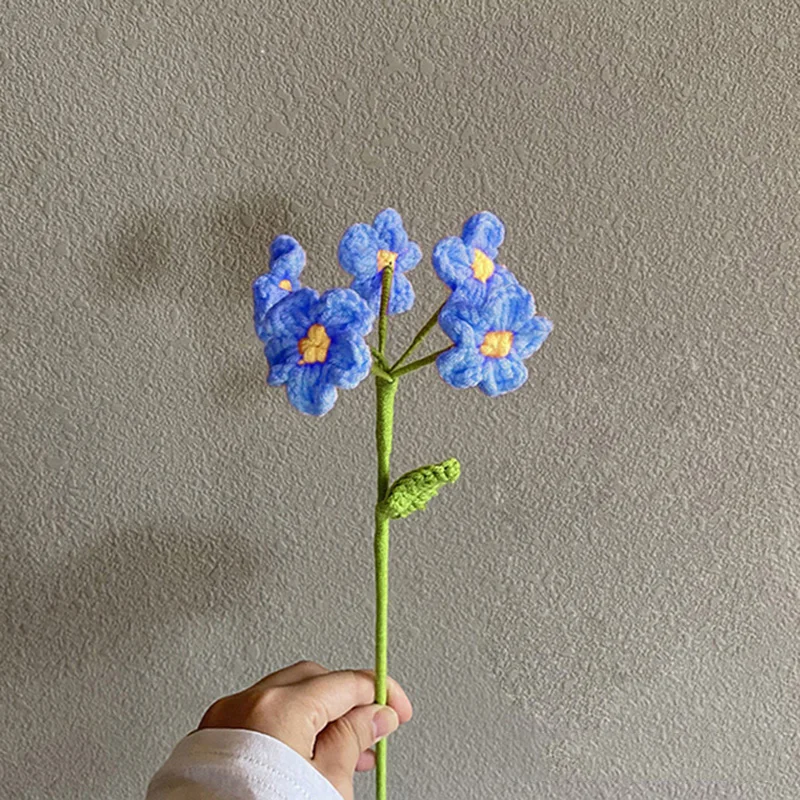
[98,191,311,302]
[1,520,283,798]
[1,190,314,796]
[96,190,318,413]
[4,521,276,688]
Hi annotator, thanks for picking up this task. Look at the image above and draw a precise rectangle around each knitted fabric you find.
[248,208,554,800]
[337,208,421,316]
[252,235,306,342]
[380,458,461,520]
[373,373,398,800]
[436,278,553,397]
[260,287,375,415]
[431,211,519,304]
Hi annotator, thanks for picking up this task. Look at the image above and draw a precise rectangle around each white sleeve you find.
[145,728,343,800]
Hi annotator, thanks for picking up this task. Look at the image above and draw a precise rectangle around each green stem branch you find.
[391,345,454,378]
[390,299,446,371]
[371,364,395,382]
[371,347,390,371]
[374,375,397,800]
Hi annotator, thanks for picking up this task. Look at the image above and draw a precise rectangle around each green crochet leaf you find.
[380,458,461,520]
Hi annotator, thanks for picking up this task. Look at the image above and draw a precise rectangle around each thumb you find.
[312,704,399,796]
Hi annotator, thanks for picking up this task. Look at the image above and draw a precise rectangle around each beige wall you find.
[2,1,798,798]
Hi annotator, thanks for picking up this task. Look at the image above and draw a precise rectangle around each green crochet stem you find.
[374,263,395,800]
[371,363,394,382]
[371,347,391,371]
[372,271,454,800]
[374,374,397,800]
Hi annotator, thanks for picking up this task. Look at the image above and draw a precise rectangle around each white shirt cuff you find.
[146,727,343,800]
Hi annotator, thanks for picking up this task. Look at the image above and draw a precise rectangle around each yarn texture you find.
[436,278,553,397]
[250,208,552,800]
[432,211,519,303]
[253,235,306,342]
[338,208,422,316]
[380,458,462,520]
[261,287,375,415]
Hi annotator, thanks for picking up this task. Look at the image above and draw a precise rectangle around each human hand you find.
[197,660,413,800]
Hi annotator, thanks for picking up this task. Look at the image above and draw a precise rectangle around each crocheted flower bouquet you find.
[252,209,552,799]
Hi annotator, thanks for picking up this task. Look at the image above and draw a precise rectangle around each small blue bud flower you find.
[253,235,306,342]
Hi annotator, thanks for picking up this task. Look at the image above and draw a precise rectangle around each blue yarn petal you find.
[436,344,484,389]
[252,273,278,304]
[395,241,422,273]
[488,263,521,292]
[438,293,485,345]
[349,271,413,316]
[323,334,372,389]
[315,287,375,338]
[387,272,415,315]
[449,276,491,307]
[349,275,382,315]
[253,276,293,341]
[338,223,380,279]
[461,211,505,259]
[479,352,528,397]
[262,287,317,340]
[489,282,536,331]
[286,364,337,416]
[373,208,409,253]
[269,235,305,280]
[264,336,298,386]
[432,236,472,289]
[513,316,553,360]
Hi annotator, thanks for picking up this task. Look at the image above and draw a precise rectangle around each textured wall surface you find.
[2,1,799,798]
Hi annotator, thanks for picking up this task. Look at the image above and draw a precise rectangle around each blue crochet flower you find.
[432,211,520,302]
[261,287,375,416]
[338,208,422,315]
[253,235,306,342]
[436,278,553,397]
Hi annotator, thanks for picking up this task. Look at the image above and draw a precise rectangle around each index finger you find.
[289,668,413,735]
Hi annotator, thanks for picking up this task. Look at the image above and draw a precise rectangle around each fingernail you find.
[372,707,396,741]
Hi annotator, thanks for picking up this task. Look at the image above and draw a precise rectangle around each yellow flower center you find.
[297,323,331,365]
[480,330,513,359]
[278,279,292,291]
[471,249,495,283]
[377,249,398,272]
